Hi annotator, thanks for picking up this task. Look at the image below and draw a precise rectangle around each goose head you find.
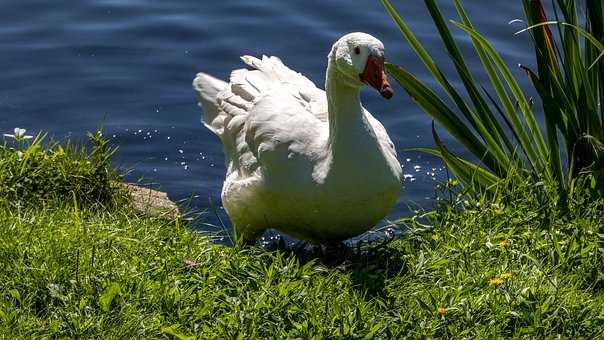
[329,32,393,99]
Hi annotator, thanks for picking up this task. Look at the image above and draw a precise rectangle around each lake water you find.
[0,1,535,236]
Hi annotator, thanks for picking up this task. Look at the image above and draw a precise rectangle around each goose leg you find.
[236,227,266,247]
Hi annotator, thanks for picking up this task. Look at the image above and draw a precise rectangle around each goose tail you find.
[193,72,227,135]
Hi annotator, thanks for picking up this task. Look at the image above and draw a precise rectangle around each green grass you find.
[1,134,603,338]
[0,131,123,209]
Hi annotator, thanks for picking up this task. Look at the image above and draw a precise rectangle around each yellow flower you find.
[489,271,513,287]
[489,277,505,287]
[436,305,446,315]
[499,272,513,280]
[499,239,509,248]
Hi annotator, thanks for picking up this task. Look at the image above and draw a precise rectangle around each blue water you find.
[0,1,534,234]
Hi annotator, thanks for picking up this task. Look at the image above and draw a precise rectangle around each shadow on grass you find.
[260,237,411,297]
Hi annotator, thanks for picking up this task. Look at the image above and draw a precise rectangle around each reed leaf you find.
[385,63,506,175]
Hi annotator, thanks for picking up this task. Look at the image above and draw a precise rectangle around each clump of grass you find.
[0,131,126,209]
[0,135,602,337]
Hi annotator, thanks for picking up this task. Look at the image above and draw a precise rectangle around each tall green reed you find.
[382,0,603,208]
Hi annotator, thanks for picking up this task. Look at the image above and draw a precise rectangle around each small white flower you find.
[4,127,33,141]
[16,151,23,160]
[14,128,26,138]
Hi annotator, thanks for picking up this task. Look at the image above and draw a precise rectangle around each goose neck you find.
[325,61,364,150]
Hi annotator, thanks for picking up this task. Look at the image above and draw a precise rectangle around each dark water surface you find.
[0,1,534,234]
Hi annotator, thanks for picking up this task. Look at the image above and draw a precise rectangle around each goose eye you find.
[354,46,361,55]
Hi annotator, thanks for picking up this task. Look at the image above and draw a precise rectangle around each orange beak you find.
[359,55,393,99]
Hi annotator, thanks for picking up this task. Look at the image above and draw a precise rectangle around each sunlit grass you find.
[0,133,602,337]
[0,131,124,209]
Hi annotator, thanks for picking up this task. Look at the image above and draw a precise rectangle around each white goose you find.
[193,32,402,244]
